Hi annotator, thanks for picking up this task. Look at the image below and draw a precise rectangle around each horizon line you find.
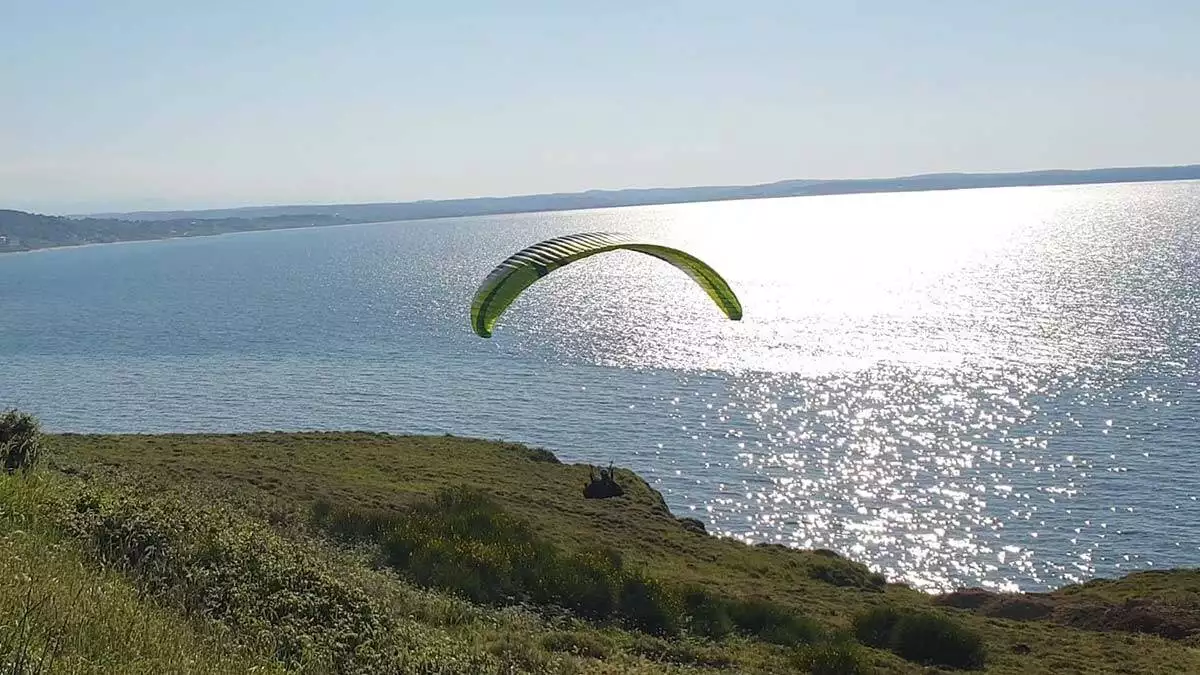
[66,161,1200,218]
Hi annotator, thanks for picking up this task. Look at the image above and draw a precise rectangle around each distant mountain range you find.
[90,164,1200,222]
[3,164,1199,253]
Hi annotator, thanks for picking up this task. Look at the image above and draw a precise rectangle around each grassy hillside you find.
[2,431,1197,673]
[0,478,284,674]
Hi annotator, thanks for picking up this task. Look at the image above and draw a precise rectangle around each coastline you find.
[0,220,372,257]
[7,173,1200,257]
[42,430,1195,598]
[6,430,1191,674]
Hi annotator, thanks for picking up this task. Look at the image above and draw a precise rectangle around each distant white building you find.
[0,235,8,246]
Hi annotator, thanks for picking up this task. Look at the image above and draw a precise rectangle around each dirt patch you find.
[935,588,994,610]
[1056,598,1200,641]
[936,588,1200,642]
[936,588,1055,620]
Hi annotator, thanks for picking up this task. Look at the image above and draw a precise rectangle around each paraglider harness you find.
[583,461,625,499]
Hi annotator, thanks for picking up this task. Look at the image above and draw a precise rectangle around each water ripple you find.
[3,181,1200,591]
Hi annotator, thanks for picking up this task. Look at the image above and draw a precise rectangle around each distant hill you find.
[91,164,1200,222]
[5,164,1199,254]
[0,209,352,253]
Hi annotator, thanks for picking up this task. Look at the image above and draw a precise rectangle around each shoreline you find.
[7,174,1200,257]
[0,220,375,257]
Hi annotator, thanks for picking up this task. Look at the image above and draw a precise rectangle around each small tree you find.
[1,409,44,473]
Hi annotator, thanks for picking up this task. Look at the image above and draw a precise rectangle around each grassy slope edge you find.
[9,432,1198,674]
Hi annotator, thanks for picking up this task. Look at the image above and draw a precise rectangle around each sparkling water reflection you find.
[3,181,1199,592]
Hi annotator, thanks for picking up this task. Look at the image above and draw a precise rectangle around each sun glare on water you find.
[4,182,1198,592]
[497,183,1200,591]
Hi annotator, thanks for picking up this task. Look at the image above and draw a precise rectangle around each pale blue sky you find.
[3,1,1198,213]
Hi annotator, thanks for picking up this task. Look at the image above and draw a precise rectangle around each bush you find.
[618,575,681,636]
[627,635,733,669]
[728,597,822,646]
[312,498,399,542]
[890,611,986,670]
[313,487,825,645]
[681,588,820,644]
[542,549,621,618]
[485,633,553,673]
[1,409,44,474]
[794,640,871,675]
[852,606,900,648]
[312,482,825,638]
[540,631,611,659]
[65,487,389,670]
[319,487,686,635]
[807,557,887,590]
[853,606,986,670]
[682,588,734,638]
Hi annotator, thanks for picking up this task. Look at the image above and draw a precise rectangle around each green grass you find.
[313,487,822,642]
[4,471,747,674]
[11,431,1199,674]
[44,433,891,616]
[0,476,283,674]
[854,606,986,670]
[792,639,873,675]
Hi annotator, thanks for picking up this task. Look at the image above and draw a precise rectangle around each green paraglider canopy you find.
[470,232,742,338]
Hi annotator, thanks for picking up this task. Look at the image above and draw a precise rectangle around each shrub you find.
[852,606,900,648]
[521,445,561,464]
[854,606,986,670]
[890,610,986,670]
[681,587,734,638]
[807,557,887,590]
[313,488,712,637]
[1,409,44,474]
[794,639,871,675]
[320,488,685,634]
[728,597,821,646]
[65,487,389,670]
[544,549,621,619]
[627,634,733,668]
[618,575,681,636]
[312,487,827,645]
[485,633,553,673]
[540,631,611,659]
[311,498,401,542]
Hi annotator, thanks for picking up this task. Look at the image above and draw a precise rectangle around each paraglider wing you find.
[470,232,742,338]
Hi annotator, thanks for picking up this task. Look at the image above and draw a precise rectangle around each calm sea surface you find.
[3,181,1200,592]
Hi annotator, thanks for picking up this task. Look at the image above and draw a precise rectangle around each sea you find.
[3,180,1199,593]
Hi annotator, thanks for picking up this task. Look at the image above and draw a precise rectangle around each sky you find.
[2,1,1199,214]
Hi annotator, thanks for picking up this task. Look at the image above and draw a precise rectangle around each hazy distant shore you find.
[4,164,1199,255]
[86,163,1200,222]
